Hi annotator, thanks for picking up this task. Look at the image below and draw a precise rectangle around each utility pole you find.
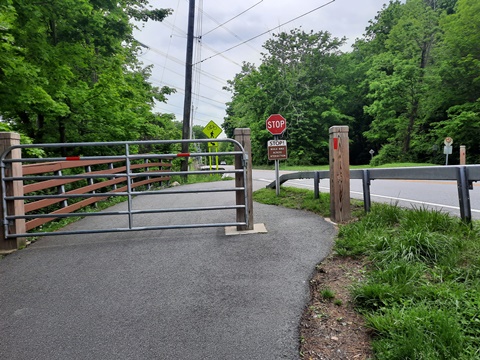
[181,0,195,174]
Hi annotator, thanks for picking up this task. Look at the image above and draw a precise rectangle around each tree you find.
[0,0,175,156]
[363,0,440,162]
[432,0,480,162]
[224,29,347,165]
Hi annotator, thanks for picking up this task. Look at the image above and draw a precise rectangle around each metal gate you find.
[0,138,251,240]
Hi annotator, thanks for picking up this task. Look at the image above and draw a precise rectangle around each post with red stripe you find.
[329,126,350,223]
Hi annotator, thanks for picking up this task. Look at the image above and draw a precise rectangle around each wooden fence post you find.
[0,132,26,253]
[460,145,466,165]
[329,126,351,223]
[234,128,253,231]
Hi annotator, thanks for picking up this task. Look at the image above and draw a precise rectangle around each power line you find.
[199,5,262,56]
[161,0,184,81]
[202,0,264,37]
[194,0,336,65]
[139,45,228,85]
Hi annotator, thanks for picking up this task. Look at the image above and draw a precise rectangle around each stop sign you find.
[266,114,287,135]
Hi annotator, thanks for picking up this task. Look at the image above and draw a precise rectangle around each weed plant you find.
[253,187,480,359]
[336,204,480,359]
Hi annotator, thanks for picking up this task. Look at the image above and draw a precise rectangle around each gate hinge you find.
[243,154,249,167]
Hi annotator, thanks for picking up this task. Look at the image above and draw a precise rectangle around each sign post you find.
[444,137,453,166]
[266,114,287,196]
[203,121,222,170]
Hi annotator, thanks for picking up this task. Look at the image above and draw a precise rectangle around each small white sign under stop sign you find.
[268,140,286,146]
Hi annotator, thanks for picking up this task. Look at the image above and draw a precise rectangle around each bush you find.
[370,144,409,166]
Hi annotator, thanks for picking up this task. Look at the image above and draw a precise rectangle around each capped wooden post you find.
[0,132,26,253]
[329,126,351,223]
[234,128,253,231]
[460,145,466,165]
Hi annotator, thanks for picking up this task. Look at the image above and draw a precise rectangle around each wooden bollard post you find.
[234,128,253,231]
[0,132,26,253]
[460,145,466,165]
[329,126,351,223]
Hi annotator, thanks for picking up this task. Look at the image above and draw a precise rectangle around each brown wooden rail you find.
[22,157,171,231]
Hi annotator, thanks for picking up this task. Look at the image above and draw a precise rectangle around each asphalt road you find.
[253,169,480,220]
[0,180,335,360]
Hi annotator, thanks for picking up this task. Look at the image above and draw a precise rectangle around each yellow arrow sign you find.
[208,142,219,148]
[202,120,222,139]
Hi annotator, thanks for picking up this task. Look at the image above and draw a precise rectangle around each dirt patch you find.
[299,255,373,360]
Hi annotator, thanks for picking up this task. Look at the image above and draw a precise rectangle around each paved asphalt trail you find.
[0,180,335,360]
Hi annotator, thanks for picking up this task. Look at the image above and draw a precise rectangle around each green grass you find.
[320,287,336,300]
[253,186,480,359]
[171,173,226,184]
[253,187,331,216]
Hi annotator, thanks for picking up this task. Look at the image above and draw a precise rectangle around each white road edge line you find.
[256,178,480,214]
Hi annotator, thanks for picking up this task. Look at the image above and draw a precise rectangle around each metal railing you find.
[1,138,250,239]
[266,165,480,222]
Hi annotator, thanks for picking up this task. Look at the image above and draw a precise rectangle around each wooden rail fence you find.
[22,158,171,231]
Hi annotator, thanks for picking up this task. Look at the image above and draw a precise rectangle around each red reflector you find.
[177,153,190,157]
[333,138,339,150]
[66,156,81,161]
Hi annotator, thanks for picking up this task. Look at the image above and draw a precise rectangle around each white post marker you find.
[444,137,453,165]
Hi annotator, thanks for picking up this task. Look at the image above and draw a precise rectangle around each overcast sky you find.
[134,0,392,137]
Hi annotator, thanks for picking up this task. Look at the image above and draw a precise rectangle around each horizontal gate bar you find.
[4,169,243,182]
[8,205,246,220]
[6,187,246,201]
[2,152,244,164]
[7,221,248,239]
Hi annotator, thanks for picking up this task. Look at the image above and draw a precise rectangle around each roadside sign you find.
[208,141,218,148]
[203,121,222,139]
[268,140,286,147]
[266,114,287,135]
[444,137,453,146]
[268,141,288,160]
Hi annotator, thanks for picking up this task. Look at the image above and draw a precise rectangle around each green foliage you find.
[253,187,331,216]
[370,143,407,165]
[224,29,348,166]
[253,182,480,359]
[366,304,465,359]
[0,0,176,157]
[319,287,336,301]
[337,204,480,358]
[224,0,480,166]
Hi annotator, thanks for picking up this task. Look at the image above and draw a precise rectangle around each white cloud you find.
[134,0,392,134]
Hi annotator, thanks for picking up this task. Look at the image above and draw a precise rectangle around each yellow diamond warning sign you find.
[202,121,222,139]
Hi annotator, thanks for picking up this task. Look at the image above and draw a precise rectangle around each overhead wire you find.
[202,0,264,37]
[199,6,262,56]
[144,0,337,125]
[160,0,183,81]
[138,45,228,85]
[194,0,336,65]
